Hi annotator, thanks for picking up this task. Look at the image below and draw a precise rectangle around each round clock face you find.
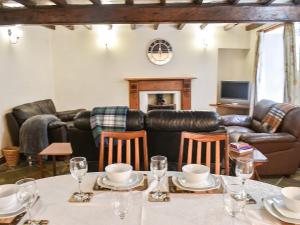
[147,39,173,65]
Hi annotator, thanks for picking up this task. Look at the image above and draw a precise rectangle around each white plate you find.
[172,174,220,192]
[273,195,300,220]
[97,173,144,190]
[263,195,300,225]
[178,174,213,189]
[0,203,24,218]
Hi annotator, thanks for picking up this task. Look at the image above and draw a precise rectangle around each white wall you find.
[52,24,250,111]
[0,27,55,150]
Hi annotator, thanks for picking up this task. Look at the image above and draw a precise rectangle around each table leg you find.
[52,156,57,176]
[38,155,44,178]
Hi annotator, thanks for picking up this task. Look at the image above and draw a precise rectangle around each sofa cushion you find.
[221,115,251,127]
[252,99,276,121]
[145,110,220,132]
[226,126,255,142]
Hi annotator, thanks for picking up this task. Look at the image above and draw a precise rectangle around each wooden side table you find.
[229,149,268,181]
[39,143,73,178]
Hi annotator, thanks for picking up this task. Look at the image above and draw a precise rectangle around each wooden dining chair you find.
[178,132,230,175]
[99,130,149,171]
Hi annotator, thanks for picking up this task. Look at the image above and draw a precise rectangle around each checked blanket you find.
[90,106,129,147]
[262,103,298,133]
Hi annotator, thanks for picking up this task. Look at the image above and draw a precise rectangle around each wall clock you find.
[147,39,173,65]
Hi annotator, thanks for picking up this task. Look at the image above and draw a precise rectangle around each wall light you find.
[7,26,23,44]
[94,25,117,49]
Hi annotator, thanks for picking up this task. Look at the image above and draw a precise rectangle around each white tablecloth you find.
[24,172,283,225]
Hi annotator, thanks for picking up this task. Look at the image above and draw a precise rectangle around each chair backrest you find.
[178,132,229,175]
[99,130,149,171]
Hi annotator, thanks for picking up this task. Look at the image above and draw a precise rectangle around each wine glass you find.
[112,191,131,221]
[16,178,38,225]
[223,182,246,217]
[235,157,254,198]
[150,155,168,200]
[70,157,88,201]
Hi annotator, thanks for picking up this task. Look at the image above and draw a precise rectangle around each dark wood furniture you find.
[178,132,230,175]
[38,143,73,178]
[99,130,149,171]
[210,103,250,115]
[229,148,268,180]
[125,77,196,110]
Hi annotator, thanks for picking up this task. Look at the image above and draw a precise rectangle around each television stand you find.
[209,103,250,115]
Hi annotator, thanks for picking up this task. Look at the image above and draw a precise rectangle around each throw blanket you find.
[262,103,298,133]
[20,115,60,155]
[90,106,129,147]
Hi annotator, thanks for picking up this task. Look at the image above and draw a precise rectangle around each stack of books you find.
[230,142,253,154]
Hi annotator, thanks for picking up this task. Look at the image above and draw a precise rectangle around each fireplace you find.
[125,77,196,112]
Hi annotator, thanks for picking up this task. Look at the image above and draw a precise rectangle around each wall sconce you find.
[7,26,23,44]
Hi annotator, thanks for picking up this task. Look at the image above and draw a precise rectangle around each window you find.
[257,27,285,103]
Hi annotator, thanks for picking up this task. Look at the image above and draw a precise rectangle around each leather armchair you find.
[6,99,85,146]
[221,99,300,176]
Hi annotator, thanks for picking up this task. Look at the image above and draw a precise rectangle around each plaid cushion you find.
[262,103,297,133]
[90,106,129,147]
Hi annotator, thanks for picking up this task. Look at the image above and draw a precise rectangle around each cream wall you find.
[52,24,250,111]
[0,27,55,150]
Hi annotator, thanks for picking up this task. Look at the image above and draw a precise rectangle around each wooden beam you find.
[84,25,92,30]
[258,23,283,33]
[245,23,264,31]
[260,0,276,5]
[65,25,75,30]
[0,4,299,25]
[131,24,136,30]
[193,0,203,4]
[160,0,166,5]
[177,23,185,30]
[224,23,238,31]
[13,0,36,8]
[90,0,102,5]
[227,0,239,4]
[50,0,67,6]
[200,23,208,30]
[154,23,159,30]
[43,25,56,30]
[125,0,134,5]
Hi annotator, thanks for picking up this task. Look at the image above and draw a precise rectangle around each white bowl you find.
[282,187,300,213]
[105,163,133,184]
[0,184,18,210]
[182,164,210,184]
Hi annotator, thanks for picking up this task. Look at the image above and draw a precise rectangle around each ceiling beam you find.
[131,24,136,30]
[154,23,159,30]
[89,0,102,5]
[200,23,208,29]
[13,0,36,8]
[224,23,238,31]
[245,23,264,31]
[43,25,56,30]
[227,0,239,4]
[125,0,134,5]
[50,0,68,6]
[160,0,166,5]
[65,25,75,30]
[0,4,299,25]
[177,23,185,30]
[260,0,276,5]
[193,0,203,4]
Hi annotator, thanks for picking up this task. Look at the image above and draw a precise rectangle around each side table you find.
[39,143,73,178]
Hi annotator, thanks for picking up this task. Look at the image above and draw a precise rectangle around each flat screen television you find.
[220,81,251,104]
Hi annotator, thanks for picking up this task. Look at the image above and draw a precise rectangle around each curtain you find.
[251,31,264,113]
[283,22,298,104]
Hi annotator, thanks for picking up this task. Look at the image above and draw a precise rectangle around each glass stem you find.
[26,206,32,223]
[78,180,82,195]
[157,178,161,194]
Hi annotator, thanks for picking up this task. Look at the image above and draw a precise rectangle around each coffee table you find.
[38,143,73,178]
[229,148,268,180]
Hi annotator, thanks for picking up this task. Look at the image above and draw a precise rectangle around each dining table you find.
[19,171,290,225]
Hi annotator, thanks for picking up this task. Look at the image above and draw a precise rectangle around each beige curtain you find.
[284,22,298,104]
[251,31,264,113]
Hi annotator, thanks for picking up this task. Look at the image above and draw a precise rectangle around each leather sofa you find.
[69,110,223,171]
[221,99,300,176]
[6,99,85,146]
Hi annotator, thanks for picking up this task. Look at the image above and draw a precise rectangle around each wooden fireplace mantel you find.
[125,77,196,110]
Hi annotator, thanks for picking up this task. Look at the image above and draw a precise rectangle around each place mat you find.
[0,212,26,225]
[93,175,148,191]
[168,177,224,194]
[148,192,170,202]
[68,192,94,203]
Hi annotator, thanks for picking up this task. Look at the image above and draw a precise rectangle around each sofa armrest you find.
[56,109,85,122]
[220,115,251,127]
[48,121,67,129]
[240,132,296,144]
